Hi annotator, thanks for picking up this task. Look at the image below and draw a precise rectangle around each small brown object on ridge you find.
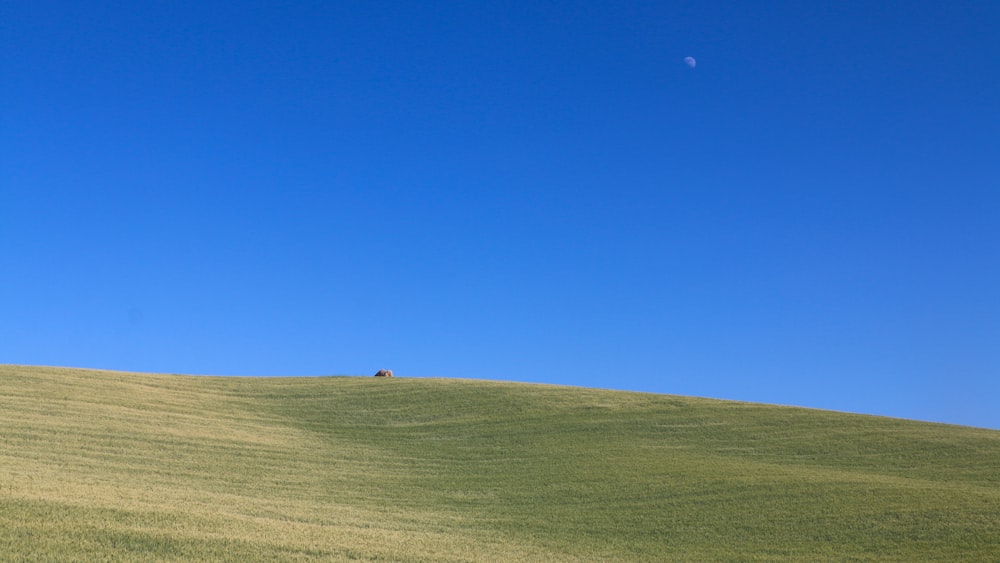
[374,369,394,378]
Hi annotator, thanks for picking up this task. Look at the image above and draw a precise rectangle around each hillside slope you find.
[1,365,998,561]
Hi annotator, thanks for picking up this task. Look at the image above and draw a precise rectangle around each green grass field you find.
[1,365,998,561]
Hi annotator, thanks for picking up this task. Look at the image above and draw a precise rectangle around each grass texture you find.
[1,365,999,561]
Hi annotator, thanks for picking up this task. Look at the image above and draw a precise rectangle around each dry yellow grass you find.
[2,365,999,561]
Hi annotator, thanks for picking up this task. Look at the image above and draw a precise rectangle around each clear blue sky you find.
[2,1,998,429]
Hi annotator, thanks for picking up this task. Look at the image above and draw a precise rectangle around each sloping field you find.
[1,365,998,561]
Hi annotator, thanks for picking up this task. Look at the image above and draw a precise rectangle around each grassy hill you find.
[1,365,998,561]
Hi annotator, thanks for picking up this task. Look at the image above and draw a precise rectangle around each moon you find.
[684,56,696,68]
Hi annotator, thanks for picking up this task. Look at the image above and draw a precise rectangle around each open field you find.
[1,365,998,561]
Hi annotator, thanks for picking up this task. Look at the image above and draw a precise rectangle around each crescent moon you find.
[684,56,696,68]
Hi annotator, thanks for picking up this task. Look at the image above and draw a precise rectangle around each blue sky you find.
[2,1,998,429]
